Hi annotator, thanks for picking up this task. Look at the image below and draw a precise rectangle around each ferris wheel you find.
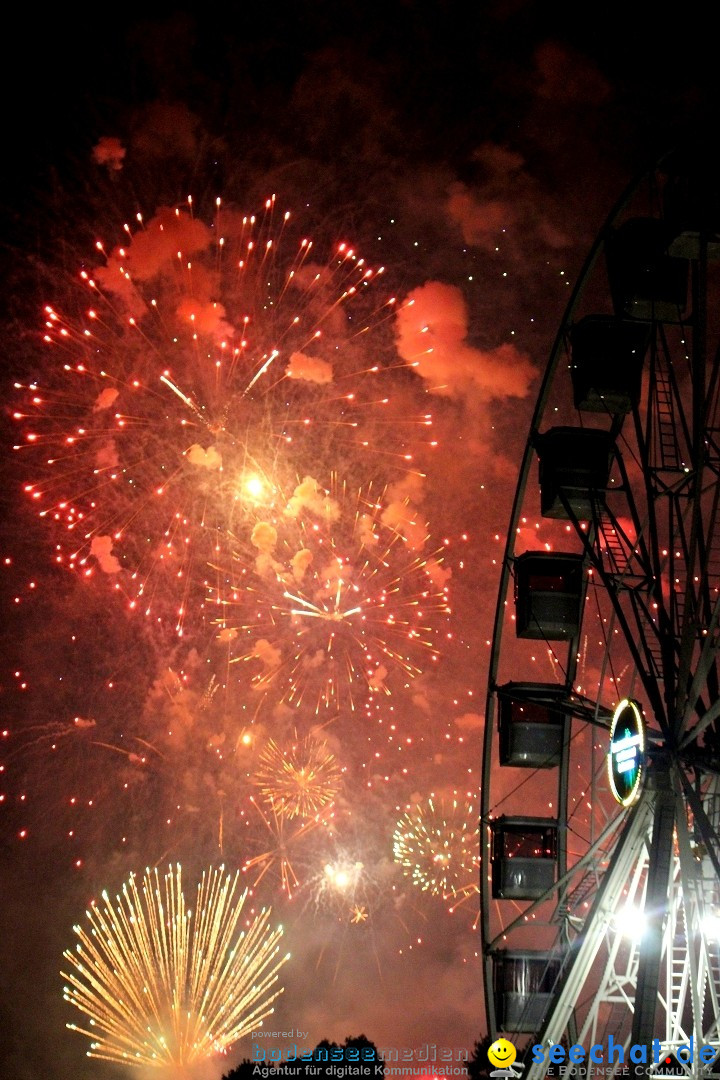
[480,143,720,1077]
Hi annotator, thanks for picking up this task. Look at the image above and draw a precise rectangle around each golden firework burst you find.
[62,864,289,1068]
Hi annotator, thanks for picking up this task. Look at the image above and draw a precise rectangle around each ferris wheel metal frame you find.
[479,143,720,1079]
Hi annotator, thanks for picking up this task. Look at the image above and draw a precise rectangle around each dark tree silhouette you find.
[224,1060,259,1080]
[466,1035,493,1080]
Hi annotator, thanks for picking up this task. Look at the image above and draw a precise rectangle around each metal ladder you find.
[654,363,683,471]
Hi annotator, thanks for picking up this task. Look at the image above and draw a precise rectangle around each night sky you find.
[1,4,718,1080]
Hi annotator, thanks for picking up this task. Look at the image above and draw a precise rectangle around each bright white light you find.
[701,909,720,941]
[323,861,363,891]
[242,473,266,500]
[613,903,647,940]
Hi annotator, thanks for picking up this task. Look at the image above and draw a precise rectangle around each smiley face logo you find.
[487,1038,517,1070]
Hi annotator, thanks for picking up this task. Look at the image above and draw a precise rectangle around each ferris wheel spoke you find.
[555,450,679,725]
[673,793,720,1043]
[677,772,720,878]
[630,771,677,1050]
[676,594,720,747]
[484,809,628,951]
[526,794,655,1080]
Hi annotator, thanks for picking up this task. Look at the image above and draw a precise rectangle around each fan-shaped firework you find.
[218,472,452,712]
[61,863,289,1069]
[253,732,342,819]
[13,195,418,637]
[392,795,479,901]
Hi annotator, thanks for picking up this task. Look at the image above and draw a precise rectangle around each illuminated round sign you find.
[608,698,646,806]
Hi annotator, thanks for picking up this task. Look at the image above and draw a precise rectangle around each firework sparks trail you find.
[218,472,452,713]
[312,857,367,912]
[252,731,342,819]
[299,821,405,927]
[241,794,332,899]
[392,795,479,910]
[62,863,290,1068]
[3,184,478,994]
[296,829,432,982]
[13,195,432,638]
